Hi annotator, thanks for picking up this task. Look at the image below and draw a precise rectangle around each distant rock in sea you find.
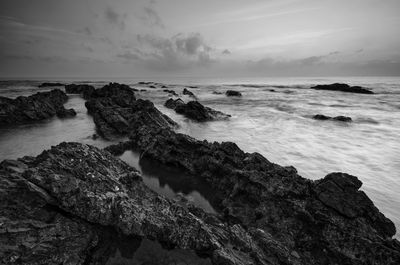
[38,82,65,87]
[0,89,75,125]
[312,83,374,94]
[163,89,178,96]
[65,84,95,99]
[165,98,230,122]
[183,88,197,98]
[226,90,242,96]
[313,114,352,122]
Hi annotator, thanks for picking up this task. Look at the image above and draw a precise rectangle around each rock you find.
[165,98,230,122]
[149,85,156,88]
[183,88,196,98]
[0,142,283,265]
[312,83,374,94]
[65,84,96,99]
[85,85,176,139]
[38,82,65,87]
[0,89,75,125]
[92,133,99,140]
[56,108,77,118]
[313,114,352,122]
[226,90,242,97]
[212,91,224,95]
[125,122,400,264]
[163,89,178,96]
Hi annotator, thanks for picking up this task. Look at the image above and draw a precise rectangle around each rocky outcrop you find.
[165,98,231,122]
[85,84,176,139]
[65,84,96,99]
[163,89,178,96]
[313,114,352,122]
[0,142,288,265]
[311,83,374,94]
[183,88,197,98]
[38,82,65,87]
[226,90,242,97]
[122,122,400,265]
[0,89,76,125]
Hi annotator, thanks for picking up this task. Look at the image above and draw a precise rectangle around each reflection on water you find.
[119,150,218,213]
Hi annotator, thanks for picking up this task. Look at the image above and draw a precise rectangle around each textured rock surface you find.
[0,89,75,125]
[65,84,96,99]
[165,98,230,122]
[226,90,242,97]
[312,83,374,94]
[313,114,352,122]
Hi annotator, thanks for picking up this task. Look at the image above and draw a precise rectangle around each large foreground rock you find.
[0,142,289,265]
[0,89,75,125]
[311,83,374,94]
[165,98,230,122]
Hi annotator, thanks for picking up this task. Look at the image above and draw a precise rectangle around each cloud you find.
[139,6,165,28]
[117,51,141,61]
[105,6,126,30]
[222,49,231,55]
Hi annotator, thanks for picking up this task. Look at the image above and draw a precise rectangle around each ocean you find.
[1,76,399,239]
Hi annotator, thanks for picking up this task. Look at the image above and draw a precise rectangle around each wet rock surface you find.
[226,90,242,97]
[65,84,96,99]
[0,89,75,125]
[165,98,231,122]
[313,114,352,122]
[312,83,374,94]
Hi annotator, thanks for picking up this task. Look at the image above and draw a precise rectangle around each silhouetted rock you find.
[163,89,178,96]
[183,88,196,98]
[226,90,242,96]
[312,83,374,94]
[56,108,77,118]
[65,84,95,99]
[0,89,75,125]
[212,91,224,95]
[313,114,352,122]
[38,82,65,87]
[165,98,230,122]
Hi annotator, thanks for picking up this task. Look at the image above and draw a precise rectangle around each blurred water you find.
[0,76,399,238]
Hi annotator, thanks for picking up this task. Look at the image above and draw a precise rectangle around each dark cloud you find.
[117,51,141,61]
[139,6,165,28]
[105,6,126,30]
[222,49,231,55]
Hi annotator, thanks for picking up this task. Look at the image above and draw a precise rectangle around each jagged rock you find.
[124,123,400,265]
[313,114,352,122]
[226,90,242,97]
[38,82,65,87]
[85,85,176,139]
[183,88,196,98]
[165,98,230,122]
[163,89,178,96]
[65,84,96,99]
[0,89,75,125]
[311,83,374,94]
[0,142,287,265]
[56,108,77,118]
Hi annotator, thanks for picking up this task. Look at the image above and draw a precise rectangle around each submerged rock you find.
[226,90,242,97]
[312,83,374,94]
[313,114,352,122]
[165,98,230,122]
[38,82,65,87]
[0,89,75,125]
[65,84,96,99]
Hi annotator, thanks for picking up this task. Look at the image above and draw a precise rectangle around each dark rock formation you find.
[122,123,400,265]
[56,108,77,118]
[38,82,65,87]
[313,114,352,122]
[0,142,281,265]
[311,83,374,94]
[0,89,75,125]
[85,84,176,139]
[212,91,224,95]
[165,98,230,122]
[183,88,196,98]
[226,90,242,97]
[163,89,178,96]
[65,84,96,99]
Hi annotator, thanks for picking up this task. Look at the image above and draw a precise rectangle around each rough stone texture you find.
[65,84,96,99]
[38,82,65,87]
[311,83,374,94]
[85,84,176,139]
[313,114,352,122]
[125,123,400,265]
[0,89,75,125]
[226,90,242,97]
[165,98,231,122]
[0,142,290,265]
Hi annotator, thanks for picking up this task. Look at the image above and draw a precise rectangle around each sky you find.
[0,0,399,77]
